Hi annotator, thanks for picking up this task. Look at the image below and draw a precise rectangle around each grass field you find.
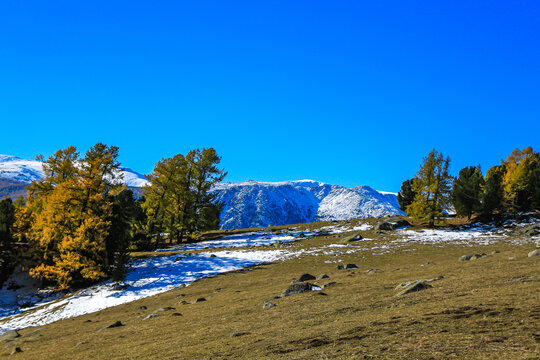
[1,218,539,359]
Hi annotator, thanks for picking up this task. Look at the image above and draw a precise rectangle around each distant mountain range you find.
[0,154,404,228]
[212,180,404,229]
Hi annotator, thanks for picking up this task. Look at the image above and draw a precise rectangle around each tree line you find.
[398,147,540,226]
[0,143,225,289]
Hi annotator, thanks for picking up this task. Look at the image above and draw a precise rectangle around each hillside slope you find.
[212,180,405,229]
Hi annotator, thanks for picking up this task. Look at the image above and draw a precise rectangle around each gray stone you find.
[528,249,540,257]
[297,273,316,281]
[366,269,379,274]
[396,281,432,296]
[193,297,206,303]
[10,347,22,355]
[263,302,276,310]
[322,281,337,288]
[316,274,330,280]
[144,314,159,320]
[281,281,312,297]
[135,305,147,311]
[295,232,306,238]
[230,331,248,337]
[0,330,20,342]
[98,321,124,331]
[178,300,188,305]
[377,219,411,231]
[340,234,364,243]
[459,254,486,261]
[75,341,88,346]
[153,307,175,313]
[345,264,358,269]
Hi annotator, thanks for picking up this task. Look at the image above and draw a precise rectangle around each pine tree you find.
[407,149,452,227]
[452,166,484,219]
[397,179,415,213]
[106,189,138,281]
[0,198,16,286]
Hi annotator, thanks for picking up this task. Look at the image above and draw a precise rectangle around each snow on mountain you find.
[0,154,149,188]
[212,180,405,229]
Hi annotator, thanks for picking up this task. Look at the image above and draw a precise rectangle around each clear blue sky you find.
[1,1,539,192]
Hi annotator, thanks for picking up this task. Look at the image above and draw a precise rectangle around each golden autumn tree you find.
[24,144,122,288]
[501,147,538,212]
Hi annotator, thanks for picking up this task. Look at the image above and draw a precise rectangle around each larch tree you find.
[501,147,538,212]
[24,143,124,288]
[407,149,452,228]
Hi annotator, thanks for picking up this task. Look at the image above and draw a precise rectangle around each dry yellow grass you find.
[1,218,539,359]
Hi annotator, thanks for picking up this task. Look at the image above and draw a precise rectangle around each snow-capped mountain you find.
[0,154,149,187]
[212,180,405,229]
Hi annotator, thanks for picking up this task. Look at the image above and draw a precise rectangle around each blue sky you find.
[1,1,539,191]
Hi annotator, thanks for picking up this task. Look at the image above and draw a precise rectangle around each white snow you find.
[0,250,290,333]
[155,231,310,252]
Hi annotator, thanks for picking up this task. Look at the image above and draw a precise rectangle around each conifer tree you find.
[397,179,415,213]
[407,149,452,227]
[142,148,226,246]
[501,147,538,212]
[0,198,16,286]
[25,143,122,288]
[482,165,505,218]
[452,166,484,219]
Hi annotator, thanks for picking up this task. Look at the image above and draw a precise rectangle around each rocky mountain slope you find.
[212,180,405,229]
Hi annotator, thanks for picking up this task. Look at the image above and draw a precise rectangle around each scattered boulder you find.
[153,307,175,313]
[178,300,188,305]
[336,264,345,270]
[528,250,540,257]
[193,298,207,303]
[176,294,185,298]
[230,331,248,338]
[459,254,487,261]
[323,282,337,288]
[316,274,330,280]
[377,219,411,231]
[366,269,379,274]
[135,305,147,311]
[263,302,276,310]
[144,314,159,320]
[0,330,20,342]
[10,347,22,355]
[281,281,312,297]
[172,312,183,316]
[297,273,316,281]
[75,341,88,346]
[396,281,432,296]
[340,234,364,243]
[210,254,217,258]
[295,232,306,238]
[98,321,124,331]
[513,224,540,237]
[396,276,443,290]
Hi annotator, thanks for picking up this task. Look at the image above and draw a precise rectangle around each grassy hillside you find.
[1,218,539,359]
